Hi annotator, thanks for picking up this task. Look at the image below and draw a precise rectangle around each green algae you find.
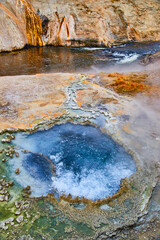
[0,203,13,221]
[0,198,94,240]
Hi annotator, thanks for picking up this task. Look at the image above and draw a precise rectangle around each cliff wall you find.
[0,0,160,52]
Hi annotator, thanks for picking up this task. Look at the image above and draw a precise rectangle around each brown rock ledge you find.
[0,0,160,52]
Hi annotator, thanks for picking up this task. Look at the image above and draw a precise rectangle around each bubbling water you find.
[11,123,136,200]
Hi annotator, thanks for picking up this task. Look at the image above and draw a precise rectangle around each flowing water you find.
[0,42,159,76]
[10,123,136,200]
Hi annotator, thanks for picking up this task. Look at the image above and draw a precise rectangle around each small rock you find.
[5,183,9,188]
[0,221,8,230]
[0,195,5,201]
[23,150,28,154]
[0,149,4,154]
[15,200,23,209]
[15,152,19,157]
[11,134,15,139]
[0,190,6,194]
[14,224,19,228]
[25,212,30,219]
[23,186,32,196]
[65,226,73,233]
[22,193,28,198]
[25,186,31,191]
[4,194,9,201]
[15,209,21,215]
[1,138,11,143]
[22,201,30,209]
[2,158,7,163]
[5,217,14,224]
[15,168,20,174]
[8,181,14,187]
[1,181,6,186]
[155,162,160,168]
[6,133,11,138]
[16,215,23,223]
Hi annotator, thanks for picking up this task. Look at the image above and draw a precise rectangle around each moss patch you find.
[109,73,148,95]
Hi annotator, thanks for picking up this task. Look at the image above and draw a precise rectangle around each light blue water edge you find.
[7,122,137,201]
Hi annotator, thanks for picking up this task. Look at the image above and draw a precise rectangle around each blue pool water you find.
[11,123,136,200]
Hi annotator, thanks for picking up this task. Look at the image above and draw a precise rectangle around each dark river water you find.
[0,42,160,76]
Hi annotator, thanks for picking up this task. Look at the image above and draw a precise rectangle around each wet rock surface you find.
[140,51,160,65]
[0,62,160,239]
[0,0,160,52]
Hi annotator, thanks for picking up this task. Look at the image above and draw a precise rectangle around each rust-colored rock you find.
[0,0,160,52]
[0,0,43,52]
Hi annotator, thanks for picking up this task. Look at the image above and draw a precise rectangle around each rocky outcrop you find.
[140,51,160,65]
[0,0,160,52]
[0,0,43,52]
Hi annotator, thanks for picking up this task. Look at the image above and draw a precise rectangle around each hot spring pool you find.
[10,123,136,200]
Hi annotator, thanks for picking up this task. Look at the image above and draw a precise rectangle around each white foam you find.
[51,163,133,200]
[112,52,126,57]
[118,53,139,64]
[50,153,62,163]
[82,47,106,51]
[52,169,107,200]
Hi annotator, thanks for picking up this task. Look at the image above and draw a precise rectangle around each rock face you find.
[0,0,160,52]
[140,51,160,65]
[0,0,43,52]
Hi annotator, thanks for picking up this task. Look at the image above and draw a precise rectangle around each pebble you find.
[0,222,8,230]
[16,215,23,223]
[1,138,11,143]
[4,195,9,201]
[0,190,7,194]
[15,152,19,157]
[0,195,4,201]
[2,158,7,163]
[5,217,14,224]
[11,135,15,139]
[15,201,22,208]
[1,181,6,186]
[25,186,31,191]
[0,217,14,230]
[15,168,20,174]
[23,150,28,153]
[25,212,30,219]
[15,210,21,215]
[8,181,14,186]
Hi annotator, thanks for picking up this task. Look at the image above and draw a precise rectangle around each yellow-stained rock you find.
[0,0,160,52]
